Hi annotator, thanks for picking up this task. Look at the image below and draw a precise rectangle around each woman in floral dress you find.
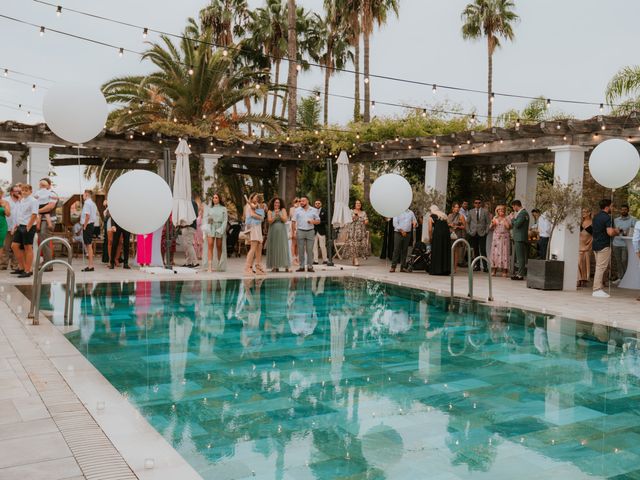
[344,200,369,266]
[490,205,512,277]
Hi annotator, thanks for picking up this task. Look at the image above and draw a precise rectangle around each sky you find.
[1,0,639,194]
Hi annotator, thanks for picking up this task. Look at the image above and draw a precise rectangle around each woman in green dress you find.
[266,197,291,272]
[202,193,228,272]
[0,188,11,262]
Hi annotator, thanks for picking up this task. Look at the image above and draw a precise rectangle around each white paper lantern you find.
[589,139,640,189]
[370,174,413,218]
[108,171,173,235]
[43,83,108,144]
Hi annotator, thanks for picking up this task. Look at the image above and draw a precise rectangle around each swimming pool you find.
[34,277,640,479]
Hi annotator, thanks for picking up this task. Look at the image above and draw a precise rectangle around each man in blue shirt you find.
[292,197,320,272]
[592,199,619,298]
[390,209,417,272]
[612,204,636,282]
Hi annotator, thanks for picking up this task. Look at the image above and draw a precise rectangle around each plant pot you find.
[526,259,565,290]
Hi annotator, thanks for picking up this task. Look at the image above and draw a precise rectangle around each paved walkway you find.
[0,254,638,479]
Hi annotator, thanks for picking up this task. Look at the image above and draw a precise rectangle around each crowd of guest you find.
[2,178,639,302]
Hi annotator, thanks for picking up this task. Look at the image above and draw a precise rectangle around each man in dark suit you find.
[313,200,328,264]
[510,199,530,280]
[467,198,491,271]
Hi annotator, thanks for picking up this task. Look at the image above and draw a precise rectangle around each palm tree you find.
[319,4,354,125]
[287,0,298,130]
[247,0,288,119]
[102,19,278,135]
[337,0,363,121]
[606,66,640,114]
[200,0,250,47]
[297,94,321,129]
[361,0,399,123]
[461,0,518,128]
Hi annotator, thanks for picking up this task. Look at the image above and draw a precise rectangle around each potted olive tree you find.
[527,181,582,290]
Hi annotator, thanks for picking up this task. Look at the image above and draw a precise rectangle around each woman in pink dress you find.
[490,205,512,277]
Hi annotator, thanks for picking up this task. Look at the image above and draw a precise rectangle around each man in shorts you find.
[11,184,39,278]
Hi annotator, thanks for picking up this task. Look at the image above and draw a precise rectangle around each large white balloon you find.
[370,174,413,218]
[589,139,640,189]
[43,83,108,144]
[108,171,173,235]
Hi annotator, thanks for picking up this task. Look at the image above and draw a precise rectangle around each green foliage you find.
[461,0,518,54]
[297,95,321,129]
[497,97,573,128]
[535,181,583,259]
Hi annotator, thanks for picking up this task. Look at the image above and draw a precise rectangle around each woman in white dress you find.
[202,193,228,272]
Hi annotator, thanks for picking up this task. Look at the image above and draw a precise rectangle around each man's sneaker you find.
[592,289,610,298]
[307,267,315,273]
[10,269,24,275]
[18,272,33,278]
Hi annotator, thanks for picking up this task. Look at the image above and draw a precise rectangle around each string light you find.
[364,77,369,84]
[546,98,551,108]
[188,65,194,75]
[143,27,148,39]
[222,48,228,57]
[371,100,376,109]
[315,91,321,101]
[515,118,521,128]
[118,47,124,57]
[599,103,604,113]
[31,84,36,92]
[24,1,632,111]
[39,26,45,36]
[2,69,7,77]
[490,92,495,103]
[56,5,62,17]
[432,84,437,94]
[296,64,302,72]
[422,109,427,117]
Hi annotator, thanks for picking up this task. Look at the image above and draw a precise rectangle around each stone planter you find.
[526,259,565,291]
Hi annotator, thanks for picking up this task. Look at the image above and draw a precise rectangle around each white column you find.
[548,145,588,292]
[27,142,53,188]
[513,162,538,211]
[423,156,452,208]
[201,153,221,198]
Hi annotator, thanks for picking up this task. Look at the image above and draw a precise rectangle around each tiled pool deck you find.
[0,256,638,479]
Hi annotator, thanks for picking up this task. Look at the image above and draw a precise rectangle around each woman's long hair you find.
[209,192,225,207]
[269,197,283,211]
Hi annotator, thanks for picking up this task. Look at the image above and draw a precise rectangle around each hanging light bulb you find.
[143,27,149,39]
[27,111,31,117]
[222,48,228,57]
[188,65,194,76]
[599,103,604,113]
[202,114,207,119]
[3,69,7,77]
[432,84,437,94]
[515,118,521,128]
[56,5,62,17]
[31,84,36,92]
[39,26,45,37]
[254,83,261,90]
[315,91,321,101]
[470,113,476,124]
[118,48,124,57]
[371,100,376,109]
[422,109,427,117]
[490,92,495,103]
[364,77,369,84]
[546,98,551,108]
[556,122,561,130]
[128,107,133,114]
[296,64,302,72]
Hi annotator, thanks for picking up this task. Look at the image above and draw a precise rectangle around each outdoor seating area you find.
[2,1,640,479]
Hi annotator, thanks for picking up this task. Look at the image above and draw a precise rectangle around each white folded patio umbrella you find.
[331,150,353,227]
[172,139,197,227]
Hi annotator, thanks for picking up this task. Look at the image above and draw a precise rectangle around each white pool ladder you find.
[450,238,493,302]
[28,237,75,325]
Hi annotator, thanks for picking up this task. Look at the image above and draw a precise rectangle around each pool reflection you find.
[31,278,640,479]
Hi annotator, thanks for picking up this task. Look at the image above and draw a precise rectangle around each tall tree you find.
[461,0,518,128]
[337,0,363,121]
[606,66,640,114]
[200,0,250,47]
[246,0,288,118]
[361,0,399,123]
[319,4,354,126]
[287,0,298,130]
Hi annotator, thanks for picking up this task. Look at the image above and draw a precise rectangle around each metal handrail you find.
[28,236,72,319]
[32,259,75,326]
[450,239,494,302]
[470,256,494,301]
[450,238,473,300]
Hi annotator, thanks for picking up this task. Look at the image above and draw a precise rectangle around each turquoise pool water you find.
[35,277,640,479]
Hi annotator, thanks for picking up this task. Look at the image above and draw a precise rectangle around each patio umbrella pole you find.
[326,157,335,267]
[163,147,173,269]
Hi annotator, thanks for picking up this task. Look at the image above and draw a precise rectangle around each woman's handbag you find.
[450,231,458,240]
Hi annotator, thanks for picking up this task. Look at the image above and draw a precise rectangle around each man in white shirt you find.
[292,197,320,272]
[10,184,39,278]
[390,209,417,272]
[1,184,21,271]
[81,189,98,272]
[536,210,552,260]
